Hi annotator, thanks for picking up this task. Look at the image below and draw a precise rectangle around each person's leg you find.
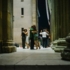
[43,38,45,48]
[35,40,39,49]
[30,38,34,49]
[46,36,49,47]
[40,37,43,46]
[44,38,47,48]
[42,38,44,48]
[22,37,26,49]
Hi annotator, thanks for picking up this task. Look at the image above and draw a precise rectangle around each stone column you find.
[51,0,70,41]
[50,0,70,52]
[51,0,61,41]
[31,0,37,25]
[2,0,16,53]
[0,0,2,53]
[50,0,56,41]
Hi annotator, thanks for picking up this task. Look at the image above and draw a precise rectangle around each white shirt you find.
[40,32,48,38]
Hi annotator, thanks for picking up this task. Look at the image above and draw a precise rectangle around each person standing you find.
[40,29,49,48]
[29,25,37,50]
[39,30,43,46]
[25,29,30,48]
[45,29,50,47]
[21,28,26,49]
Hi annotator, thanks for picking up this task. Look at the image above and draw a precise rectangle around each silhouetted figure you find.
[21,28,26,49]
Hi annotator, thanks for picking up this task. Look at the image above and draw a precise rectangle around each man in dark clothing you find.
[21,28,26,49]
[30,29,34,49]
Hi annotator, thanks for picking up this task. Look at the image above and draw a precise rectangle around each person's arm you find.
[25,32,28,36]
[22,31,25,33]
[32,30,37,33]
[23,31,27,35]
[40,32,42,35]
[46,32,49,36]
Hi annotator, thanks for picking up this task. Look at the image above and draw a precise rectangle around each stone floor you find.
[0,46,70,70]
[0,46,70,65]
[17,46,55,53]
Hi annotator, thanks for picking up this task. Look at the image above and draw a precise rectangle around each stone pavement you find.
[0,47,70,70]
[17,46,55,53]
[0,46,70,65]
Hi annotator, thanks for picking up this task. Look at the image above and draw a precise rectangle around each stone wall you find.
[13,0,32,45]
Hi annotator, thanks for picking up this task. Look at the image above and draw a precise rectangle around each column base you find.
[53,46,66,52]
[61,48,70,60]
[2,46,16,53]
[51,38,66,52]
[2,40,17,53]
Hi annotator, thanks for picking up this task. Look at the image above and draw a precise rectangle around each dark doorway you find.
[37,0,50,32]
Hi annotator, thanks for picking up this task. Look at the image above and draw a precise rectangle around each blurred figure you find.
[46,29,50,47]
[29,25,37,50]
[39,30,43,46]
[40,29,49,48]
[34,33,40,49]
[21,28,26,49]
[25,29,30,49]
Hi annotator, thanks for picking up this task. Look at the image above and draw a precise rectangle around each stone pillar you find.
[50,0,70,52]
[0,0,2,53]
[50,0,56,41]
[51,0,70,41]
[2,0,16,53]
[31,0,37,25]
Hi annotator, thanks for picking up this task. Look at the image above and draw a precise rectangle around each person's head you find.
[43,29,46,32]
[40,30,42,32]
[32,25,36,30]
[25,29,27,32]
[21,28,24,32]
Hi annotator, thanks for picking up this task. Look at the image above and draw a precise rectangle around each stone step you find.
[0,65,70,70]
